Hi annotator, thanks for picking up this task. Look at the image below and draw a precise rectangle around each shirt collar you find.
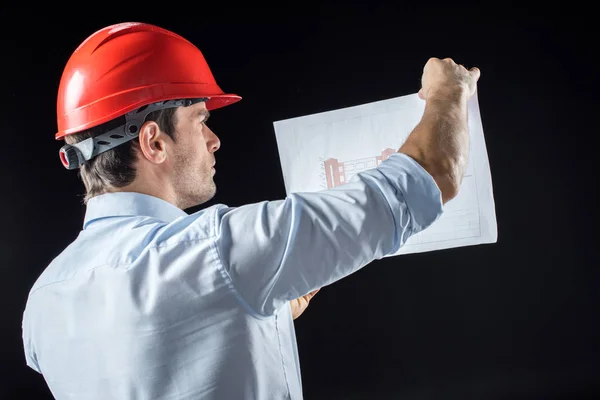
[83,192,188,229]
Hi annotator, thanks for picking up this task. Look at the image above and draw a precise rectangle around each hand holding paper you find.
[273,60,496,256]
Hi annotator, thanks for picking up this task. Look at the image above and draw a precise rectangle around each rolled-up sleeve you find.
[214,152,443,317]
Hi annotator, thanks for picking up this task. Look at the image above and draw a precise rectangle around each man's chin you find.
[186,187,217,209]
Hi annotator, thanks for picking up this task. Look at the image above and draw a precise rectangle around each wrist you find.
[427,84,469,104]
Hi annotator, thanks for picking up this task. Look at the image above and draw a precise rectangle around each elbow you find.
[398,145,466,204]
[434,159,465,204]
[439,179,460,204]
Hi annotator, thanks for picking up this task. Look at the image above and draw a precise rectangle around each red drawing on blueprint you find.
[321,148,396,189]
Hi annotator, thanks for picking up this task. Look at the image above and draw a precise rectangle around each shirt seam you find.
[27,262,133,296]
[210,206,273,321]
[275,313,293,399]
[27,233,219,296]
[389,153,439,236]
[394,179,419,238]
[363,172,413,254]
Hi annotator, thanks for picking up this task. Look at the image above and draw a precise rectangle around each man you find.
[22,22,480,399]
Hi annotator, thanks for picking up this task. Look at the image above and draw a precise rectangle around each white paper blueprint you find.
[272,92,497,255]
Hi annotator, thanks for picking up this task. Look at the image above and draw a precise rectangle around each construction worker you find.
[22,22,480,399]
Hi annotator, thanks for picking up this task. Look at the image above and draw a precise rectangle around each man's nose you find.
[205,126,221,153]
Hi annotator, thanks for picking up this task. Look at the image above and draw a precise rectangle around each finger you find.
[304,289,320,301]
[418,88,425,100]
[426,57,440,67]
[469,67,481,81]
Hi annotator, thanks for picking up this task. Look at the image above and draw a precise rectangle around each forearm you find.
[399,87,469,204]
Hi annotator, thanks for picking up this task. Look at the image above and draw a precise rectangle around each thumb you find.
[469,67,481,81]
[418,88,425,100]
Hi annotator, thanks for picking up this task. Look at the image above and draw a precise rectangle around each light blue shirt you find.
[22,152,443,400]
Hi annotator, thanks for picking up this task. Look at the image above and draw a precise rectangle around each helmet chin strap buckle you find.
[59,98,209,169]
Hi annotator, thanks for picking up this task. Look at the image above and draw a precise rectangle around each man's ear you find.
[137,121,169,164]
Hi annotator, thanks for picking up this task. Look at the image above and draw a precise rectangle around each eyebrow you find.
[196,109,210,121]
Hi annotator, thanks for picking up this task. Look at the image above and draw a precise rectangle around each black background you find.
[2,5,597,399]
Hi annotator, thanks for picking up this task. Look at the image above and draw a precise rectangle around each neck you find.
[110,175,180,209]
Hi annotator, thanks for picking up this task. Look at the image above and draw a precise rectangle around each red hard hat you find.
[55,22,241,139]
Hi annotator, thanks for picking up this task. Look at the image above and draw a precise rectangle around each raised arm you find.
[399,57,480,204]
[214,57,480,317]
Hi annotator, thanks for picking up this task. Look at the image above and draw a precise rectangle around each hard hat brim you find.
[55,83,241,140]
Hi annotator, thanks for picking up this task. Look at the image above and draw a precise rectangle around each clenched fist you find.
[418,57,480,101]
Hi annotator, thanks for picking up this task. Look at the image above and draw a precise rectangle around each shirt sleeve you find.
[213,152,443,317]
